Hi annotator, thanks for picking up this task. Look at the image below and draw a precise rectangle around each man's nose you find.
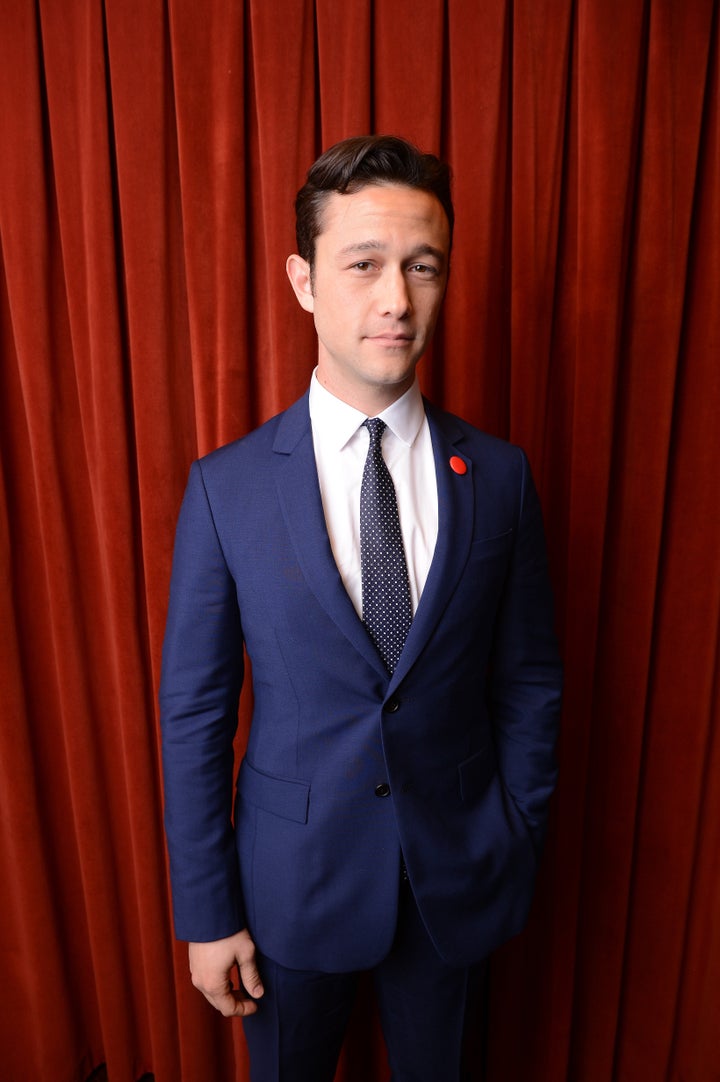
[378,268,411,317]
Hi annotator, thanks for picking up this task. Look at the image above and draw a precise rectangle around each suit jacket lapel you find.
[273,393,477,688]
[389,402,475,690]
[272,394,388,677]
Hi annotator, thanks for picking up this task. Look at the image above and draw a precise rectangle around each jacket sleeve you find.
[488,449,563,853]
[159,460,246,941]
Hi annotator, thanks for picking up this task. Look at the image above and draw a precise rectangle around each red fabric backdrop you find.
[1,1,718,1079]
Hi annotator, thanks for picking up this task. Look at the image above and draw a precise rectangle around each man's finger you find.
[204,983,260,1018]
[238,958,264,1000]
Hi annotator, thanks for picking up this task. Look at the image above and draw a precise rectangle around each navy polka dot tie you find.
[360,418,413,673]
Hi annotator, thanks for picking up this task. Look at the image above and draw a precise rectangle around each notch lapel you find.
[272,395,478,688]
[388,403,476,691]
[272,395,388,677]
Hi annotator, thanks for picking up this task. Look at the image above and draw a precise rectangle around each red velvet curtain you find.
[1,1,718,1079]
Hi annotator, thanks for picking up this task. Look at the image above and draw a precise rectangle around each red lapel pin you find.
[449,456,467,475]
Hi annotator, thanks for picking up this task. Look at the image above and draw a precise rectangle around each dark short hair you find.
[294,135,454,267]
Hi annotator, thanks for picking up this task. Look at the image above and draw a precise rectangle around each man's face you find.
[287,183,450,412]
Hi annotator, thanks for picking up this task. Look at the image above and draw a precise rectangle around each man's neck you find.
[314,369,415,417]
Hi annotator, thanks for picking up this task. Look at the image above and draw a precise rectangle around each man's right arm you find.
[159,459,246,942]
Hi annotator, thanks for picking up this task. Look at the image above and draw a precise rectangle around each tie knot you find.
[364,417,386,446]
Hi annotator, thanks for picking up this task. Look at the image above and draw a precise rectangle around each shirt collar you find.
[308,369,426,451]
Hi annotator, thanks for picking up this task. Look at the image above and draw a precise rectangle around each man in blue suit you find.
[160,135,562,1081]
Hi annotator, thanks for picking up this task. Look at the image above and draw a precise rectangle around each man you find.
[160,135,562,1081]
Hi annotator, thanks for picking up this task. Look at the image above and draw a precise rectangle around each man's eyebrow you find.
[409,244,446,263]
[337,240,386,255]
[337,240,446,262]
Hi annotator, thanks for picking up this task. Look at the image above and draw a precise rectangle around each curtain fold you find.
[1,2,718,1079]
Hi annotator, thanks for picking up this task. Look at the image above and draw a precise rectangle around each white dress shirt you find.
[308,370,438,618]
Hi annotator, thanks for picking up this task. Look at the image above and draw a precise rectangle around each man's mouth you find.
[367,332,414,343]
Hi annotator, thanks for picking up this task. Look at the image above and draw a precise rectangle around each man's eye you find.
[352,261,373,271]
[410,264,436,275]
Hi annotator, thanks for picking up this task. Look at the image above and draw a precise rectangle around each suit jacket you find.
[159,392,562,971]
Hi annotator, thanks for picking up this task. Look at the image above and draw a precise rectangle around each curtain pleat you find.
[1,2,718,1080]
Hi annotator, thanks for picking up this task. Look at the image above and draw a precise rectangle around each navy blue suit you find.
[160,392,562,978]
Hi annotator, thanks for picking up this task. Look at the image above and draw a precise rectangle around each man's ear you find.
[286,254,314,313]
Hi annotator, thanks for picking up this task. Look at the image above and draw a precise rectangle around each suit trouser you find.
[242,880,485,1082]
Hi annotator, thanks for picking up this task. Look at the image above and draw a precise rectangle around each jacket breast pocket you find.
[238,757,310,824]
[463,529,513,600]
[469,527,513,559]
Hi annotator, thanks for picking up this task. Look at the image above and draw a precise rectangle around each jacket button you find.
[374,782,391,798]
[384,697,400,713]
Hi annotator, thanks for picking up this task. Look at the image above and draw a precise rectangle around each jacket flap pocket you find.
[239,758,310,823]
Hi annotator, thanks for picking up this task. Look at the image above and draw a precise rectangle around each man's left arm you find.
[488,449,563,852]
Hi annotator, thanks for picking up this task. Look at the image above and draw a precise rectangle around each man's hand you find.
[188,929,264,1017]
